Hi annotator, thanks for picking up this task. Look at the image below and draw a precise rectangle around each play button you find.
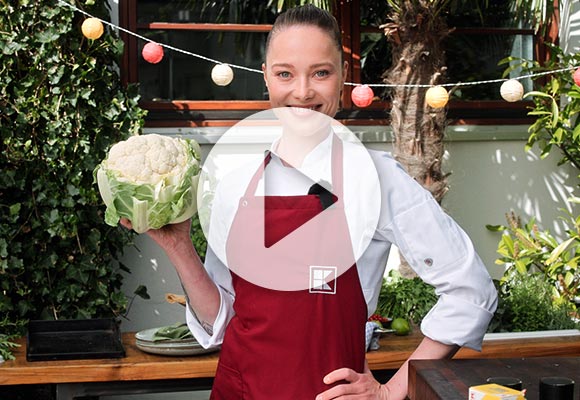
[197,108,381,291]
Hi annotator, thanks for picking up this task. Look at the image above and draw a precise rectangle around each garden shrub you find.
[489,273,578,332]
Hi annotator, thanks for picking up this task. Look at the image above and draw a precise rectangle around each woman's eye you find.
[315,70,330,78]
[277,71,291,79]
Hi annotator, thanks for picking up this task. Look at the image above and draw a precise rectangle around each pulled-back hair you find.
[265,4,343,59]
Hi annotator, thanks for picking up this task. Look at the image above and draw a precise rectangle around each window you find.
[120,0,556,127]
[120,0,281,126]
[353,0,542,124]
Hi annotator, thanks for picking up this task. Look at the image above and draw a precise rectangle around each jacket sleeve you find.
[185,245,235,349]
[376,154,498,351]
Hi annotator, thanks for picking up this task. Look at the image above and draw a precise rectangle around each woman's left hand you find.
[315,364,389,399]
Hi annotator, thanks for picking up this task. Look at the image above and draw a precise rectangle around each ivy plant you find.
[0,0,147,354]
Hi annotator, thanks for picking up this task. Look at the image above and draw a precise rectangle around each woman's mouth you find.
[286,105,322,115]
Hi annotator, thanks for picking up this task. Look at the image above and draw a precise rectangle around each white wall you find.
[362,127,578,279]
[560,0,580,54]
[442,137,578,279]
[119,125,579,336]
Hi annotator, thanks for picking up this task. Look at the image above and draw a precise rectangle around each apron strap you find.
[243,134,344,200]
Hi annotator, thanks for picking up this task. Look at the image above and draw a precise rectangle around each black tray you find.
[26,318,125,361]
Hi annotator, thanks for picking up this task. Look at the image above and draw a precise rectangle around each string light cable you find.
[58,0,579,107]
[344,67,579,88]
[59,0,258,74]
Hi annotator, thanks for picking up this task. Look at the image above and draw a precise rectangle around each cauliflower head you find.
[95,134,201,233]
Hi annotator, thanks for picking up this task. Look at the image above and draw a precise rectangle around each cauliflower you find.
[95,134,201,233]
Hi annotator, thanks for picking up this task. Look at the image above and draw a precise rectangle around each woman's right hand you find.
[120,217,193,256]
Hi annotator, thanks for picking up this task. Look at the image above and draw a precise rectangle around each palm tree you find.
[381,1,452,206]
[380,0,560,276]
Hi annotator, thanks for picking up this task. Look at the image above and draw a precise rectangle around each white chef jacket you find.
[186,131,498,352]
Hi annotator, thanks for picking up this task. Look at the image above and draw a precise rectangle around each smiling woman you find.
[118,5,498,400]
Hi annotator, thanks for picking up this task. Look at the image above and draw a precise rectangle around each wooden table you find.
[409,357,580,400]
[2,330,580,399]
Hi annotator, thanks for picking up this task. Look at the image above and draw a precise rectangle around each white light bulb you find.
[500,79,524,102]
[211,64,234,86]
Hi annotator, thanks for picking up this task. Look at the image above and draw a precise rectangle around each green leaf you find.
[134,285,150,300]
[564,271,574,287]
[524,91,553,99]
[572,124,580,141]
[551,98,559,129]
[515,259,528,274]
[527,111,552,116]
[35,30,60,43]
[551,78,560,95]
[544,237,575,266]
[9,203,21,216]
[0,239,7,259]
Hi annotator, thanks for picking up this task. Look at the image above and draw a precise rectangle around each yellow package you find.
[468,383,526,400]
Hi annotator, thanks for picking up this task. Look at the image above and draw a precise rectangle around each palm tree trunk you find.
[383,2,451,277]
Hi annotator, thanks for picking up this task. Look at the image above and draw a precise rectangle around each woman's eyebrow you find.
[270,62,335,69]
[310,62,335,69]
[270,63,294,69]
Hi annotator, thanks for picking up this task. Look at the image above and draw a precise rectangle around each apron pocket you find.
[211,361,244,400]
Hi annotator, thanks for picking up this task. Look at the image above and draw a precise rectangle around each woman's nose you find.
[293,77,314,101]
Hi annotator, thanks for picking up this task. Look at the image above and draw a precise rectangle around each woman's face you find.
[263,25,347,118]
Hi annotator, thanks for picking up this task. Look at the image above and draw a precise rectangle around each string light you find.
[211,64,235,86]
[425,86,449,108]
[573,68,580,87]
[142,42,164,64]
[500,79,525,102]
[351,85,374,107]
[81,17,104,40]
[61,0,579,97]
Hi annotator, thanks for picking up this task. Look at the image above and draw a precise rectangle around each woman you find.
[123,5,497,399]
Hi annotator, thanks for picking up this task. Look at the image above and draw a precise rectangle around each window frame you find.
[120,0,558,127]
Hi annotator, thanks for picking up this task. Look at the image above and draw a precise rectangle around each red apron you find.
[212,136,367,399]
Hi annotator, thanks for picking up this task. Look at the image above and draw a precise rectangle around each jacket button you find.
[424,258,433,267]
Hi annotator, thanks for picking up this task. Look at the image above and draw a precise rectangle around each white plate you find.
[135,341,219,356]
[136,338,204,349]
[134,327,220,356]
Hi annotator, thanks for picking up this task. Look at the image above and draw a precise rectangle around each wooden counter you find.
[0,332,219,386]
[1,330,580,398]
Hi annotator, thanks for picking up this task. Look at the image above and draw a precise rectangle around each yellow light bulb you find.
[81,18,104,40]
[425,86,449,108]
